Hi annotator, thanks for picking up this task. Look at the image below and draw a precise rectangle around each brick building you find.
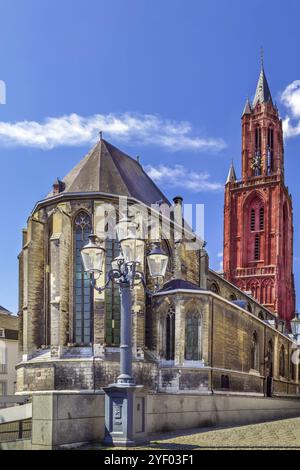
[16,130,299,398]
[223,62,296,323]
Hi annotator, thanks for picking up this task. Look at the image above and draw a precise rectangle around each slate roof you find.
[242,98,252,116]
[47,139,170,207]
[0,305,12,315]
[252,66,273,107]
[226,163,237,184]
[157,279,204,293]
[0,305,18,332]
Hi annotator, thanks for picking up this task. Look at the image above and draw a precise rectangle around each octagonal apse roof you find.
[47,139,170,207]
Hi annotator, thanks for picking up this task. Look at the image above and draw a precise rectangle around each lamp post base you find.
[103,383,148,447]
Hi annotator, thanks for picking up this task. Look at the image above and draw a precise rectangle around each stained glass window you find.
[105,239,120,346]
[74,211,93,345]
[165,307,175,360]
[185,313,201,361]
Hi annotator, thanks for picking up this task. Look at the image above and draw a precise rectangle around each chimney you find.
[173,196,184,279]
[53,178,65,195]
[173,196,183,242]
[199,245,209,289]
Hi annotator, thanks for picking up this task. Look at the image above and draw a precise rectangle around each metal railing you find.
[0,419,31,442]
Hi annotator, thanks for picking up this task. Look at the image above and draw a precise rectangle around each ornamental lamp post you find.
[291,312,300,344]
[80,216,168,446]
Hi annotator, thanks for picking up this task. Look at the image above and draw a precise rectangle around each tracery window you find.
[165,307,175,361]
[74,211,93,344]
[258,311,265,321]
[209,282,220,294]
[185,313,201,361]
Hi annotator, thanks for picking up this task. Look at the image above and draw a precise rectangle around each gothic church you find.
[16,64,298,400]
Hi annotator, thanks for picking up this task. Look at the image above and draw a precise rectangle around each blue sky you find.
[1,0,300,313]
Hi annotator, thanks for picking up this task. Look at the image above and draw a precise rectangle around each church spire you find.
[226,161,237,184]
[252,53,273,108]
[242,98,252,116]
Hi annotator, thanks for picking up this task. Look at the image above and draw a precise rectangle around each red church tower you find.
[223,61,296,323]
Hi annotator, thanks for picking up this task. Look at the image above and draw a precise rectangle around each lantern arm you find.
[133,270,160,296]
[89,270,114,293]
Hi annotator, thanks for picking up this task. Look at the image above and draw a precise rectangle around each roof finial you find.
[260,46,264,70]
[99,130,103,141]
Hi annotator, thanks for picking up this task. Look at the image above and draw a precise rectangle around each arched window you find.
[246,195,264,264]
[250,331,258,370]
[74,211,93,345]
[209,282,220,294]
[258,311,265,321]
[247,302,253,313]
[105,239,120,346]
[279,345,285,377]
[259,207,264,231]
[229,293,237,301]
[185,313,201,361]
[165,307,175,360]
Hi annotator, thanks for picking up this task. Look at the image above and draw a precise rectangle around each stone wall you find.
[31,392,104,449]
[146,394,300,434]
[17,359,158,393]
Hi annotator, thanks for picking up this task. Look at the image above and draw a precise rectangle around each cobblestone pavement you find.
[147,417,300,449]
[81,417,300,450]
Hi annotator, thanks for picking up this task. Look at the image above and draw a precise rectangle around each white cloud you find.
[0,112,226,152]
[145,163,222,193]
[280,81,300,138]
